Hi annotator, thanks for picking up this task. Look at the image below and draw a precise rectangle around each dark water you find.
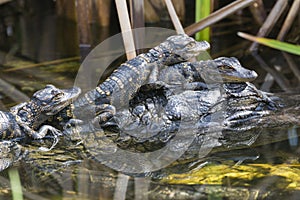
[0,1,300,199]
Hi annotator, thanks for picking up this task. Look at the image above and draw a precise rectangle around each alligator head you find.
[198,57,258,83]
[31,84,81,115]
[153,34,210,64]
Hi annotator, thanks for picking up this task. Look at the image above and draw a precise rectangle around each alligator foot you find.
[38,135,60,152]
[31,125,62,151]
[18,124,62,151]
[93,104,116,125]
[62,104,116,139]
[29,125,62,139]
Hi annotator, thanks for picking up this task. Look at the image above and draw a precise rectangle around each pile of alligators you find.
[0,34,297,172]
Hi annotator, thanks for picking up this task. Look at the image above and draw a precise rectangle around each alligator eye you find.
[219,65,234,71]
[53,93,64,100]
[185,42,196,48]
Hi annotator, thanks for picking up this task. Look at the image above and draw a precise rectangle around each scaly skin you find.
[159,57,257,83]
[60,81,281,176]
[105,82,280,152]
[127,57,260,127]
[0,140,23,171]
[0,85,80,140]
[103,54,278,151]
[62,56,266,151]
[157,57,258,91]
[65,57,273,153]
[53,34,210,126]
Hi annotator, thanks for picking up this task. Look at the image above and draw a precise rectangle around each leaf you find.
[195,0,211,42]
[238,32,300,56]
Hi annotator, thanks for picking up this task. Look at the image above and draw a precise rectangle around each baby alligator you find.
[52,34,210,127]
[157,57,258,91]
[0,85,80,140]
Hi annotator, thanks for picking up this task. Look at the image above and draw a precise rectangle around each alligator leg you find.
[11,101,63,141]
[31,125,62,139]
[244,83,279,110]
[63,104,116,134]
[9,102,27,115]
[20,124,62,151]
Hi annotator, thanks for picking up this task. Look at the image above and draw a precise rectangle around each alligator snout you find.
[246,70,258,81]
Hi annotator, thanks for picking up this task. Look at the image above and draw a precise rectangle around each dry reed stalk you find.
[115,0,136,60]
[249,0,288,51]
[277,0,300,41]
[185,0,256,36]
[164,0,185,34]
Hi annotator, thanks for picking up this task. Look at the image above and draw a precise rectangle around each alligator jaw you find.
[222,70,258,82]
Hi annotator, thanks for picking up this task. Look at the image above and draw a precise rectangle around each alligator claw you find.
[31,125,62,151]
[38,135,60,152]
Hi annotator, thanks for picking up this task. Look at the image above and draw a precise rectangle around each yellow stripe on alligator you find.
[95,87,106,95]
[84,93,95,105]
[139,54,151,63]
[121,63,139,74]
[111,76,124,90]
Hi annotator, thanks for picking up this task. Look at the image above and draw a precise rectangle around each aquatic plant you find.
[238,32,300,56]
